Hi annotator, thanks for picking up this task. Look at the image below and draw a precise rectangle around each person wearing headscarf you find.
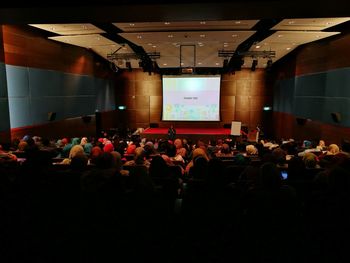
[303,152,319,169]
[90,146,103,165]
[61,145,85,165]
[103,143,114,153]
[124,147,151,168]
[185,147,209,175]
[17,140,28,151]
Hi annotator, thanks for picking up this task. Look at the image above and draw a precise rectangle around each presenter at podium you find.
[168,125,176,141]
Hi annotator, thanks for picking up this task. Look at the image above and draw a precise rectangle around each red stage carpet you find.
[142,127,231,135]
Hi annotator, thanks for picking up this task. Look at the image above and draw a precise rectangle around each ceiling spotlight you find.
[110,62,119,73]
[266,59,273,70]
[126,61,132,72]
[251,59,258,71]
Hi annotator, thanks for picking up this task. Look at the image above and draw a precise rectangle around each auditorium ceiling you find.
[4,1,350,72]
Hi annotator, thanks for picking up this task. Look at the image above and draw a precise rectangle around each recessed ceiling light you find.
[152,45,157,48]
[235,21,241,24]
[198,62,202,65]
[129,23,135,26]
[200,21,206,24]
[122,47,127,50]
[278,34,283,38]
[286,47,291,50]
[137,35,142,39]
[232,34,238,37]
[163,63,167,66]
[288,21,295,24]
[200,34,206,38]
[326,21,334,25]
[255,45,261,49]
[164,22,170,25]
[168,34,173,38]
[215,62,219,66]
[181,62,184,65]
[82,25,87,29]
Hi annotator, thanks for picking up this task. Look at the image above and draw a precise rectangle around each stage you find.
[141,127,232,142]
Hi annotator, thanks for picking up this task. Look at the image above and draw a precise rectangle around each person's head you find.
[174,138,183,149]
[111,151,123,171]
[90,146,103,164]
[134,147,146,164]
[246,144,258,155]
[318,140,325,148]
[259,162,281,190]
[328,144,340,155]
[18,140,28,151]
[303,152,318,168]
[149,155,168,177]
[103,143,114,153]
[96,152,114,169]
[80,137,88,146]
[192,147,209,161]
[70,152,88,170]
[221,143,231,154]
[69,145,85,159]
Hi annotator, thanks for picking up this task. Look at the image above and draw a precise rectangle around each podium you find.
[230,121,241,136]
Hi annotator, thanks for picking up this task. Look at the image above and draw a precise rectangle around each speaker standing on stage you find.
[168,125,176,141]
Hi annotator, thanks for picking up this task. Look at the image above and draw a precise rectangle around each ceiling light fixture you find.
[251,59,258,71]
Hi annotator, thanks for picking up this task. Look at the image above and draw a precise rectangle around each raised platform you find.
[141,127,232,142]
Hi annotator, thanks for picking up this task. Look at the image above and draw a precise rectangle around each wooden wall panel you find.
[221,96,235,109]
[249,96,266,111]
[135,80,161,96]
[235,110,250,125]
[221,81,236,96]
[235,96,249,111]
[273,111,350,145]
[150,96,162,109]
[11,116,97,140]
[135,109,149,123]
[236,80,251,96]
[135,95,149,109]
[2,25,112,78]
[150,109,161,123]
[220,110,235,123]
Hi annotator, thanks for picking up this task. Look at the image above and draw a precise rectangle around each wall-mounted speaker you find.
[47,112,56,121]
[296,117,307,126]
[331,112,341,123]
[82,115,92,123]
[150,123,158,128]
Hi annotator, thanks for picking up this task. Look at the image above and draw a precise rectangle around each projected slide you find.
[162,76,221,121]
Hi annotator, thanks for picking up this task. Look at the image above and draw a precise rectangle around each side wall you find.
[273,28,350,144]
[0,25,116,141]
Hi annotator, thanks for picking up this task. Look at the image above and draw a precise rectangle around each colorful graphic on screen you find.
[162,76,221,121]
